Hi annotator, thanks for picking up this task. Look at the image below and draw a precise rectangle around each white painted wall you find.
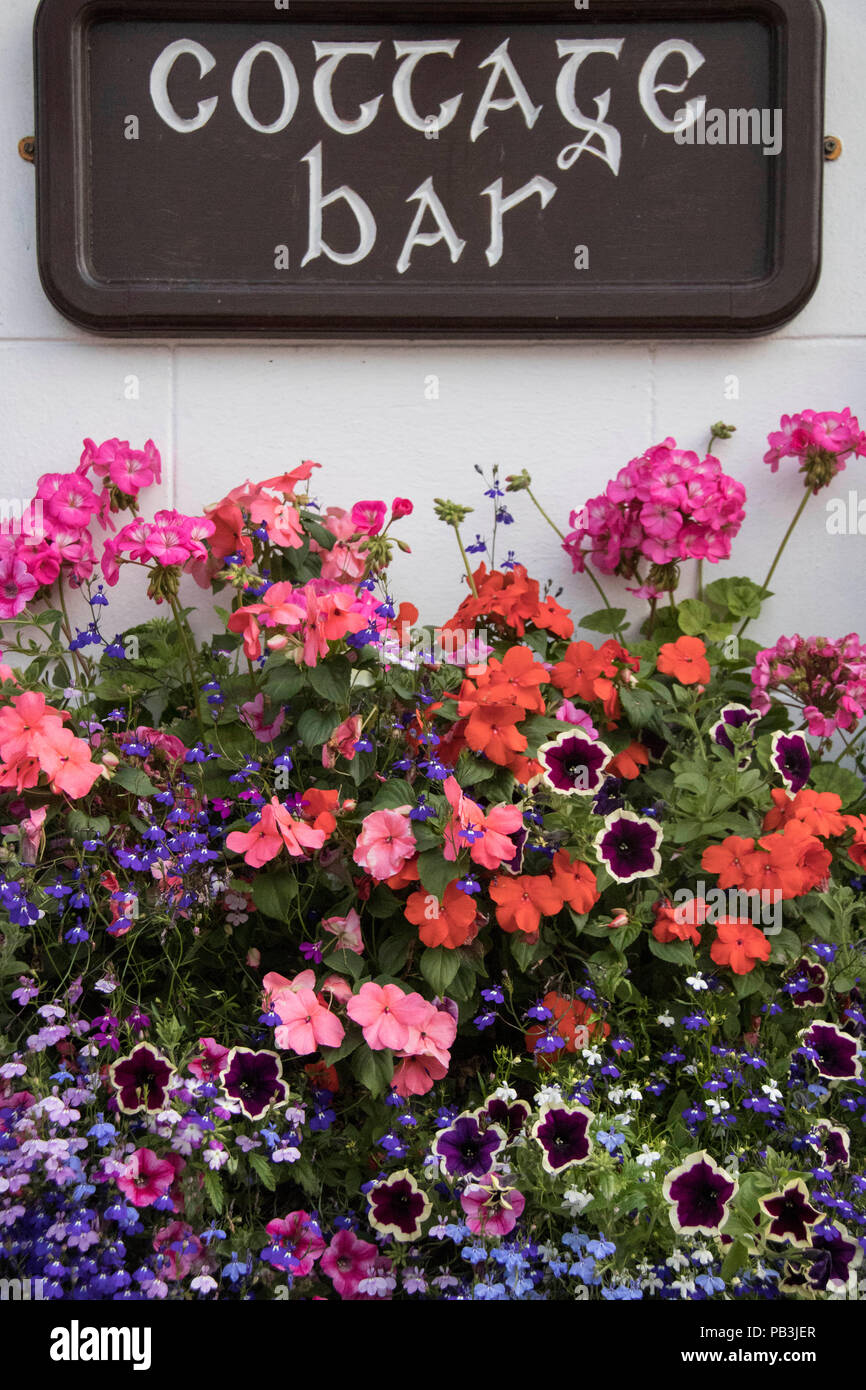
[2,0,863,650]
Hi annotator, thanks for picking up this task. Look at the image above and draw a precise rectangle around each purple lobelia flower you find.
[367,1170,431,1242]
[759,1179,821,1247]
[433,1113,505,1179]
[593,810,662,883]
[220,1047,288,1121]
[109,1043,173,1115]
[662,1150,738,1236]
[815,1119,850,1170]
[531,1105,593,1174]
[805,1222,863,1294]
[801,1022,862,1080]
[771,730,811,793]
[787,958,828,1009]
[710,704,760,764]
[538,730,612,797]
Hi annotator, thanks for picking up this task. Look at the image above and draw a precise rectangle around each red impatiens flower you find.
[404,880,479,950]
[489,873,564,934]
[710,917,772,974]
[656,636,711,686]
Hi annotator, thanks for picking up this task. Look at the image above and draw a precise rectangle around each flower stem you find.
[451,523,479,599]
[738,489,812,638]
[527,486,622,631]
[167,593,205,737]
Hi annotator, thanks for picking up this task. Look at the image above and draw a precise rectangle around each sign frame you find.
[33,0,827,338]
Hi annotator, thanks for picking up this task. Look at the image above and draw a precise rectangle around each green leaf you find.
[296,706,337,748]
[321,950,364,981]
[703,577,771,622]
[365,885,401,919]
[417,850,456,902]
[202,1168,224,1213]
[248,1152,276,1190]
[420,946,461,995]
[810,762,864,808]
[457,757,497,788]
[251,870,298,920]
[319,1022,364,1065]
[307,657,351,707]
[350,1044,393,1097]
[264,665,306,701]
[618,686,659,730]
[377,931,415,976]
[578,607,627,635]
[677,598,713,637]
[648,937,695,967]
[371,779,416,810]
[510,931,547,971]
[67,810,111,844]
[721,1239,749,1282]
[111,764,158,797]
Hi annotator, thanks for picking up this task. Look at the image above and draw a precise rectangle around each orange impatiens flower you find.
[550,850,599,915]
[701,835,756,888]
[763,788,847,838]
[463,703,528,765]
[656,636,711,686]
[652,897,708,947]
[525,991,610,1064]
[710,918,772,974]
[489,873,564,935]
[404,880,479,950]
[607,741,650,781]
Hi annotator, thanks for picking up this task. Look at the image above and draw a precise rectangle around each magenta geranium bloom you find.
[801,1022,863,1080]
[771,731,811,793]
[433,1113,505,1179]
[593,810,662,883]
[759,1180,821,1248]
[531,1105,593,1174]
[538,730,612,797]
[320,1228,379,1299]
[109,1043,173,1115]
[220,1047,288,1120]
[367,1170,431,1242]
[115,1146,181,1208]
[662,1151,738,1236]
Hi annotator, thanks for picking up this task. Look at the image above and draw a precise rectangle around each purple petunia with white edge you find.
[770,730,811,793]
[531,1104,593,1174]
[800,1022,863,1080]
[220,1046,288,1121]
[710,703,760,763]
[593,810,662,884]
[109,1042,173,1115]
[538,729,613,797]
[662,1150,738,1236]
[367,1170,431,1242]
[759,1179,821,1248]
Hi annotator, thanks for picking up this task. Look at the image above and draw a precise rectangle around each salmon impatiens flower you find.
[441,775,522,870]
[352,808,416,880]
[346,982,429,1052]
[657,636,711,686]
[710,917,772,974]
[226,798,327,868]
[271,987,345,1056]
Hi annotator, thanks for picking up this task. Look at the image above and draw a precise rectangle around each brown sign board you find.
[33,0,826,337]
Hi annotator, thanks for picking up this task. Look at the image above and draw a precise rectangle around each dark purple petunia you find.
[221,1047,288,1120]
[662,1150,738,1235]
[478,1095,531,1141]
[434,1113,505,1179]
[806,1222,862,1293]
[593,810,662,883]
[367,1170,431,1241]
[539,731,612,797]
[531,1105,592,1174]
[109,1043,173,1115]
[787,958,828,1009]
[816,1120,850,1170]
[771,730,811,793]
[710,704,760,761]
[759,1180,821,1247]
[501,825,528,876]
[801,1022,862,1080]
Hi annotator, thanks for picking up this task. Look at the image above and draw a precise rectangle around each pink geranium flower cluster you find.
[0,438,161,617]
[751,633,866,737]
[0,691,104,797]
[563,438,746,580]
[764,409,866,490]
[102,510,216,590]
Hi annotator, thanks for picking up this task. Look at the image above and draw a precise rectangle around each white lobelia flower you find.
[685,973,708,991]
[636,1144,661,1168]
[657,1012,675,1027]
[561,1187,593,1216]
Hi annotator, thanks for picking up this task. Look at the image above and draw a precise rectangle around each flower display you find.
[0,422,864,1307]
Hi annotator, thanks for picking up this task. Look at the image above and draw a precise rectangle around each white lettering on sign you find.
[482,175,557,267]
[555,39,625,175]
[232,42,299,133]
[470,39,543,142]
[150,39,218,132]
[301,142,377,266]
[313,42,383,133]
[638,38,706,134]
[392,40,463,133]
[397,178,466,273]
